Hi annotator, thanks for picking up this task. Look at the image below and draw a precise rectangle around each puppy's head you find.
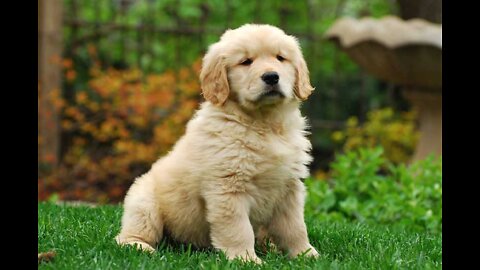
[200,24,314,110]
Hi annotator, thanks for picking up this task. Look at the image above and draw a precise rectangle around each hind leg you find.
[115,175,163,252]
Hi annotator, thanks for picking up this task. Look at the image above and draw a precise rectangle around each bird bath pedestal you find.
[325,16,442,162]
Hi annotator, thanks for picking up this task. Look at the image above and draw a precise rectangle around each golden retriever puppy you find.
[116,24,318,263]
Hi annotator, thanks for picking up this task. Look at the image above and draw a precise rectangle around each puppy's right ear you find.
[200,43,230,106]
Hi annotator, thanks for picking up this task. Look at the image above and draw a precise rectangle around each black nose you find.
[261,72,279,85]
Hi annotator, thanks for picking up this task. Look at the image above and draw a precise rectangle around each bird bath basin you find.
[325,16,442,162]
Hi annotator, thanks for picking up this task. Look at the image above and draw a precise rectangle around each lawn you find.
[38,202,441,269]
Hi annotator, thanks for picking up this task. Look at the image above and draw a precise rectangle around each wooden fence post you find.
[38,0,63,167]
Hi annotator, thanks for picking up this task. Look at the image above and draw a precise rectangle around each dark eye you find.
[277,55,286,62]
[240,58,253,66]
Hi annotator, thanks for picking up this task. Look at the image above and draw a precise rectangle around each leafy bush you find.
[306,147,442,233]
[38,57,202,203]
[331,108,419,164]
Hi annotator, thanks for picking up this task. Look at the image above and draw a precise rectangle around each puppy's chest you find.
[205,123,311,194]
[234,129,311,180]
[245,136,310,225]
[213,125,311,224]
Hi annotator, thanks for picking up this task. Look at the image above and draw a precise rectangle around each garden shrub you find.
[38,58,202,203]
[306,147,442,233]
[331,108,419,164]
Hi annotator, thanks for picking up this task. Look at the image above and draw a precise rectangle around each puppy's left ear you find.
[200,43,230,106]
[293,53,314,101]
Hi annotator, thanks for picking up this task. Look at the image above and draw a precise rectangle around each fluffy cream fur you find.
[116,24,318,263]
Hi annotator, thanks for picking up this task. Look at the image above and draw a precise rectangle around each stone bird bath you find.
[325,16,442,162]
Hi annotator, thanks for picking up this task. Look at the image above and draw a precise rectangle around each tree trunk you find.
[38,0,63,167]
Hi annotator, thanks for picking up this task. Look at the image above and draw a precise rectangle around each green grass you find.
[38,202,441,269]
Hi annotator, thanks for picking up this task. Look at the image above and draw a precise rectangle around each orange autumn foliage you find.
[38,58,202,203]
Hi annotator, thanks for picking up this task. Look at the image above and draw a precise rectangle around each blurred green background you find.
[38,0,441,203]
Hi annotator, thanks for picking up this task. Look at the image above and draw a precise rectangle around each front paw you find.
[303,246,319,257]
[115,236,156,253]
[227,250,263,264]
[238,254,263,264]
[292,244,319,258]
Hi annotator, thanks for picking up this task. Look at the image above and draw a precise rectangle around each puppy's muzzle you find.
[256,71,284,102]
